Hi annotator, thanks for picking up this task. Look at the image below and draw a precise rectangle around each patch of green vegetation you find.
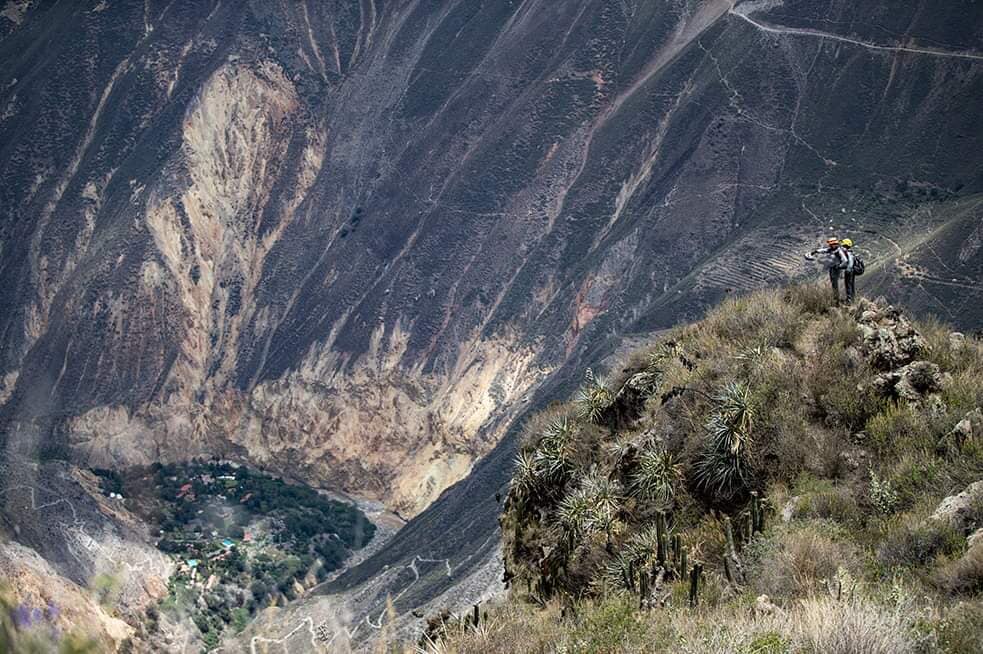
[568,596,646,653]
[103,461,375,649]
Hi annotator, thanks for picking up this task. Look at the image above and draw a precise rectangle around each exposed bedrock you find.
[2,0,983,532]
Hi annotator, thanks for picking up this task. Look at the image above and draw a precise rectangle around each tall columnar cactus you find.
[751,492,765,534]
[655,512,668,568]
[689,563,703,608]
[722,516,745,585]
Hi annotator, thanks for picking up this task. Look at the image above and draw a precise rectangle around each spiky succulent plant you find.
[533,416,575,483]
[555,485,594,537]
[509,450,540,508]
[554,473,624,538]
[581,473,623,534]
[577,368,613,424]
[630,447,682,508]
[694,382,756,500]
[713,382,755,449]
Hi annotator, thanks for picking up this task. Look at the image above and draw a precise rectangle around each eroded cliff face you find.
[2,0,983,528]
[46,54,545,514]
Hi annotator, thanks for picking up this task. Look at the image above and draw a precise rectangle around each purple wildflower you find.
[11,604,33,628]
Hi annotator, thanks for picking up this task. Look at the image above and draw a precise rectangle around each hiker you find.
[804,237,849,302]
[840,238,856,303]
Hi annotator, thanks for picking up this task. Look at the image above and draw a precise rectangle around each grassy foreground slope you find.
[425,285,983,653]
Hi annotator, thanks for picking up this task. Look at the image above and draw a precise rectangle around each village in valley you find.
[92,461,375,648]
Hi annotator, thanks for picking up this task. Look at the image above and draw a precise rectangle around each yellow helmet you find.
[841,238,853,248]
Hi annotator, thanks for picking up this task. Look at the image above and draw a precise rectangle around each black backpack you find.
[853,255,865,276]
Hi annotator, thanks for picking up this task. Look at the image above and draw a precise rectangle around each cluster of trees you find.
[128,461,376,649]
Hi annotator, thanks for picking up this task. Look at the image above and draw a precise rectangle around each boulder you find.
[854,300,926,370]
[601,370,662,429]
[944,408,983,452]
[755,594,781,615]
[872,360,943,401]
[781,497,801,523]
[931,480,983,534]
[895,361,944,401]
[949,332,966,349]
[967,528,983,550]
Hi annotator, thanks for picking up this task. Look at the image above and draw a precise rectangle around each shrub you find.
[742,631,790,654]
[868,469,901,516]
[883,455,943,511]
[934,543,983,596]
[932,601,983,654]
[878,518,964,569]
[865,403,940,458]
[703,289,806,349]
[793,485,861,526]
[789,596,919,654]
[941,369,983,417]
[920,316,983,375]
[569,596,647,652]
[784,283,835,316]
[745,524,860,599]
[807,346,884,431]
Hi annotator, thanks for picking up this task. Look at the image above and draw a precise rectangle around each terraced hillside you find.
[1,0,982,649]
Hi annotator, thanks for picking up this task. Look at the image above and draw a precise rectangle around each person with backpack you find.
[804,237,865,303]
[840,238,858,303]
[805,237,849,302]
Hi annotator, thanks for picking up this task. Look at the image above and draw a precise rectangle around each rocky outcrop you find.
[931,480,983,535]
[852,299,952,403]
[855,300,927,371]
[872,360,945,402]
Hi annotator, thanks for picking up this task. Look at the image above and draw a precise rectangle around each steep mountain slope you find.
[1,0,983,647]
[426,286,983,653]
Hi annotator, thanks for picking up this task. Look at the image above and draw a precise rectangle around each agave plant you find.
[646,341,681,371]
[630,447,682,508]
[694,382,756,500]
[734,344,766,365]
[596,523,669,593]
[509,450,540,508]
[623,524,662,564]
[554,473,624,538]
[581,473,623,535]
[606,438,638,472]
[533,417,575,483]
[555,485,594,537]
[597,552,638,594]
[577,368,613,424]
[692,447,751,499]
[713,382,755,446]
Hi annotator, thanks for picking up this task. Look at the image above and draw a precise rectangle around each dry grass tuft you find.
[746,523,860,599]
[934,543,983,596]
